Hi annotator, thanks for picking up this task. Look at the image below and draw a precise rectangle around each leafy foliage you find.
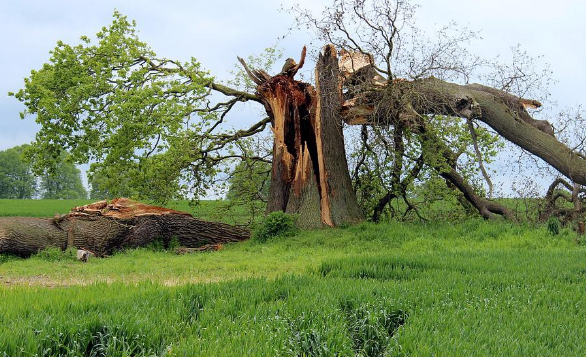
[11,12,265,203]
[88,166,136,200]
[254,211,299,243]
[0,145,37,199]
[225,159,271,222]
[0,145,86,200]
[226,161,271,202]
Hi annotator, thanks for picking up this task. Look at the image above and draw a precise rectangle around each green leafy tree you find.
[87,163,161,201]
[88,168,112,200]
[39,154,87,199]
[0,145,37,199]
[10,12,263,203]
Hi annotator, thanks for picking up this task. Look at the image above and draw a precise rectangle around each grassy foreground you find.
[1,201,586,355]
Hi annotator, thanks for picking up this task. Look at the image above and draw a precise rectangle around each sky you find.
[1,0,585,192]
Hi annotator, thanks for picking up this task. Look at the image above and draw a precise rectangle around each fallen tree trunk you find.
[418,80,586,185]
[0,198,250,257]
[345,75,586,186]
[337,48,586,218]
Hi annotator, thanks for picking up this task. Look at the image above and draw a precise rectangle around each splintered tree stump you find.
[245,45,364,228]
[0,198,250,257]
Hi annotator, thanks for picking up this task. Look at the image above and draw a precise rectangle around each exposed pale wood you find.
[266,91,295,183]
[292,145,312,196]
[339,49,387,88]
[339,49,373,77]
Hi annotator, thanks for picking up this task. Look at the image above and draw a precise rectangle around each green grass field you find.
[0,199,95,217]
[1,200,585,355]
[0,198,253,225]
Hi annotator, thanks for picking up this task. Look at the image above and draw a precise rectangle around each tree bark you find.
[572,182,583,233]
[438,165,514,220]
[0,198,250,257]
[541,178,574,221]
[314,45,364,226]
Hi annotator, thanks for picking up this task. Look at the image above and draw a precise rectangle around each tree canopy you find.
[11,12,261,202]
[0,145,86,200]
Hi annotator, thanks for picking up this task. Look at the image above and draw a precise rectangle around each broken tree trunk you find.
[243,46,363,228]
[0,198,250,257]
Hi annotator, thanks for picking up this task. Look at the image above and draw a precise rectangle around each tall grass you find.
[1,200,586,355]
[0,219,577,285]
[3,246,586,355]
[0,278,409,356]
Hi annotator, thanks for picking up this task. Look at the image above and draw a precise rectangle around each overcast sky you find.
[1,0,585,191]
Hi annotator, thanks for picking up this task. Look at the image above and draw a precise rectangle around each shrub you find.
[547,216,560,236]
[34,247,76,262]
[254,211,298,243]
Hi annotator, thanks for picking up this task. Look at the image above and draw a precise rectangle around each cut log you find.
[0,198,250,257]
